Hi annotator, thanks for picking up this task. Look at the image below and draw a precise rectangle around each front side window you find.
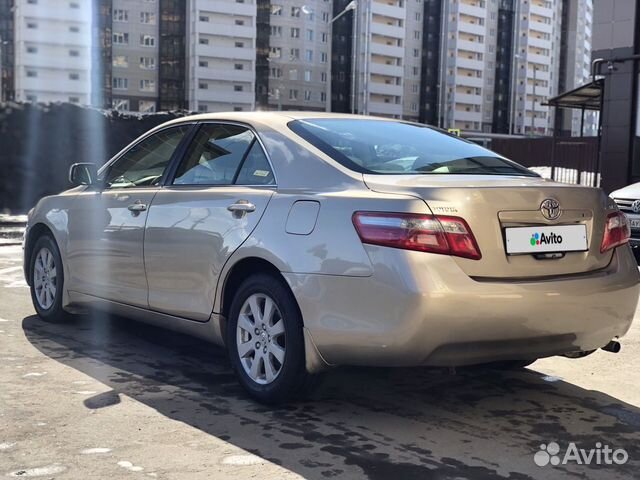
[101,126,189,188]
[172,124,274,186]
[289,119,537,176]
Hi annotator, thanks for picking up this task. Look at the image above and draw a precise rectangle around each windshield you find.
[289,119,538,177]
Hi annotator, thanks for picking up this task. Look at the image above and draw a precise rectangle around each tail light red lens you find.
[600,211,630,253]
[352,212,482,260]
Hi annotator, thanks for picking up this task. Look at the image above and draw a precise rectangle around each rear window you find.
[289,119,538,177]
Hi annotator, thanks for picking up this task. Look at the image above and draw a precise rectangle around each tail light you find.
[352,211,482,260]
[600,211,630,253]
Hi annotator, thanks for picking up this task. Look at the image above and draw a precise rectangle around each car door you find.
[65,124,192,307]
[144,122,276,321]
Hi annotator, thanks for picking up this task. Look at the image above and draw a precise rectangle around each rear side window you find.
[289,119,537,177]
[173,124,255,185]
[235,142,275,185]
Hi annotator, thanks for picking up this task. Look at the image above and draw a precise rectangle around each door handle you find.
[127,201,147,213]
[227,200,256,218]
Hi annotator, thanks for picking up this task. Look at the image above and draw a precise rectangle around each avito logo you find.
[530,232,563,246]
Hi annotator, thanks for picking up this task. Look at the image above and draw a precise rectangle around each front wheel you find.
[29,235,68,322]
[227,273,316,404]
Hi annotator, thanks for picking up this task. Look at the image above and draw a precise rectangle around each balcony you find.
[199,22,255,39]
[196,67,253,83]
[454,74,483,88]
[369,62,403,77]
[370,22,404,39]
[453,109,482,122]
[458,21,485,37]
[528,20,553,35]
[200,0,256,16]
[456,2,487,19]
[370,42,403,58]
[196,45,255,61]
[198,89,254,104]
[456,56,484,71]
[369,81,403,97]
[454,93,482,105]
[455,39,484,53]
[368,100,402,116]
[528,36,551,49]
[371,2,405,20]
[530,3,553,17]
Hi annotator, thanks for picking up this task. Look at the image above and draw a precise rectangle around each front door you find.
[144,123,276,320]
[66,125,191,307]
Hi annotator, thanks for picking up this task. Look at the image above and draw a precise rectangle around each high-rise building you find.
[557,0,596,136]
[13,0,93,105]
[187,0,257,113]
[0,0,15,102]
[110,0,160,113]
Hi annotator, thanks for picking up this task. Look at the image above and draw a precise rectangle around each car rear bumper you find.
[284,245,640,368]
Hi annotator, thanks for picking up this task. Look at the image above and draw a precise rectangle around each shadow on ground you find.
[22,314,640,480]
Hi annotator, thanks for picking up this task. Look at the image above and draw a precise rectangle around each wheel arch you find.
[24,223,57,286]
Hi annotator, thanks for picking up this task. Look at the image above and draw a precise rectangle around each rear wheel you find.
[227,273,315,403]
[29,235,68,322]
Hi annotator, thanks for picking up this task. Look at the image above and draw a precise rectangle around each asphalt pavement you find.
[1,244,640,479]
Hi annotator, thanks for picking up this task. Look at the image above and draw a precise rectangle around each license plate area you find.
[504,225,588,255]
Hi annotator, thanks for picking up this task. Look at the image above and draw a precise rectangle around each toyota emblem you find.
[540,198,561,220]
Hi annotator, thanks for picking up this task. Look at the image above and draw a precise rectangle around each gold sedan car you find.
[23,113,640,403]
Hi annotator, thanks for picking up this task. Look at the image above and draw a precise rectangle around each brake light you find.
[600,211,630,253]
[352,212,482,260]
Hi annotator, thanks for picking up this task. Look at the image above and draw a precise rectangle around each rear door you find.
[144,122,276,321]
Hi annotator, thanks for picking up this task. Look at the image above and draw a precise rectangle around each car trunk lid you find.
[364,174,616,279]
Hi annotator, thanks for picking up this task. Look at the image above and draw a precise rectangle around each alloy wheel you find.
[236,293,286,385]
[33,247,57,310]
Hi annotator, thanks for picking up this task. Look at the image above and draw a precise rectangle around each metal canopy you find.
[545,79,603,111]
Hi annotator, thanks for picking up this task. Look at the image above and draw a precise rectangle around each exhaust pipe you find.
[601,340,621,353]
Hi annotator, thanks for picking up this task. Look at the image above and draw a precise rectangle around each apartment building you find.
[187,0,257,112]
[0,0,15,102]
[558,0,596,136]
[110,0,160,113]
[13,0,93,105]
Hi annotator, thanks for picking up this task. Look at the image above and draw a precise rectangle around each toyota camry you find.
[23,112,640,403]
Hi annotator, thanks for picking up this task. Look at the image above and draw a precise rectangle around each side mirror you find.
[69,163,98,186]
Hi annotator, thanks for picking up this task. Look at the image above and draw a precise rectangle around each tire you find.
[227,272,316,404]
[29,235,68,322]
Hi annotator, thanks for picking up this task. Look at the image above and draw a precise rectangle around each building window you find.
[306,29,314,41]
[26,46,37,54]
[269,47,281,58]
[289,69,298,80]
[140,57,156,70]
[320,72,327,82]
[69,72,80,80]
[140,12,156,24]
[140,35,156,47]
[320,92,326,102]
[113,55,128,68]
[68,96,79,103]
[199,82,208,89]
[290,48,300,60]
[304,70,311,82]
[199,15,209,22]
[112,77,128,89]
[26,70,37,78]
[291,6,301,17]
[112,98,130,111]
[320,52,327,63]
[234,85,243,92]
[233,107,243,112]
[235,19,245,26]
[26,95,37,102]
[304,90,311,101]
[271,4,282,15]
[113,32,129,44]
[322,12,329,22]
[140,79,156,92]
[26,22,37,29]
[139,101,156,113]
[69,25,80,33]
[198,104,208,112]
[69,49,80,57]
[199,37,209,45]
[270,25,281,36]
[291,27,300,38]
[199,60,208,67]
[270,67,282,78]
[305,50,313,62]
[289,89,298,100]
[234,63,244,70]
[113,9,128,22]
[235,41,244,48]
[321,32,327,43]
[69,1,79,8]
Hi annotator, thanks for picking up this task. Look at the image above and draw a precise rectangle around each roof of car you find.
[163,111,402,126]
